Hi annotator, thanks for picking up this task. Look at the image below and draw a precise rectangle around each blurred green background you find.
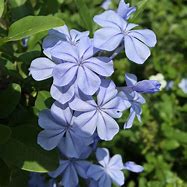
[0,0,187,186]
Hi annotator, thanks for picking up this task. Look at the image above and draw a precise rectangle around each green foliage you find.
[0,0,187,186]
[0,0,4,17]
[0,83,21,118]
[0,125,11,144]
[0,15,64,44]
[0,125,59,173]
[74,0,93,34]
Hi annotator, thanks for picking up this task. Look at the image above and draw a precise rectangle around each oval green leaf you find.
[3,15,64,42]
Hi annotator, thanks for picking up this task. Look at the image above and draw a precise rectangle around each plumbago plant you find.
[27,0,161,187]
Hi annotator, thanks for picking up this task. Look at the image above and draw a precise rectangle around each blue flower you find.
[50,37,114,95]
[49,158,91,187]
[124,73,161,94]
[179,78,187,94]
[38,102,92,158]
[69,80,122,141]
[120,88,145,129]
[119,73,160,129]
[93,10,157,64]
[117,0,136,20]
[87,148,125,187]
[43,25,89,58]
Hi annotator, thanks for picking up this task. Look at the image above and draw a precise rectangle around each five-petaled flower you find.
[38,102,93,158]
[69,80,122,141]
[94,10,157,64]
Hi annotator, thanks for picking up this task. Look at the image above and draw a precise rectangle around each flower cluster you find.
[29,1,160,186]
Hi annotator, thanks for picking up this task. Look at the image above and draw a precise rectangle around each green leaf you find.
[0,15,64,43]
[160,139,180,151]
[0,0,4,17]
[0,125,11,144]
[75,0,93,34]
[130,0,148,22]
[0,125,59,173]
[34,91,53,114]
[0,83,21,119]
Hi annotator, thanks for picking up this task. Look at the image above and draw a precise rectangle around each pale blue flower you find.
[49,158,91,187]
[50,37,114,95]
[120,89,145,129]
[119,73,160,128]
[93,10,157,64]
[179,78,187,94]
[124,73,161,93]
[43,25,89,58]
[117,0,136,20]
[38,102,92,158]
[69,80,122,141]
[87,148,125,187]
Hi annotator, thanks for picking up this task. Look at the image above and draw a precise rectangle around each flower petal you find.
[77,37,93,60]
[61,163,79,187]
[128,29,157,47]
[70,30,89,44]
[74,161,91,179]
[51,42,78,63]
[97,112,119,140]
[58,131,82,158]
[124,110,136,129]
[74,111,98,136]
[87,164,104,180]
[94,27,123,51]
[76,67,101,95]
[69,96,96,112]
[124,161,144,173]
[97,79,118,106]
[108,155,124,170]
[117,0,136,20]
[38,110,62,129]
[94,10,127,29]
[98,173,112,187]
[108,170,124,186]
[50,84,75,104]
[51,102,73,125]
[49,160,69,178]
[125,73,137,86]
[124,35,151,64]
[29,58,55,81]
[53,63,77,87]
[37,129,64,150]
[84,57,114,77]
[96,148,110,167]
